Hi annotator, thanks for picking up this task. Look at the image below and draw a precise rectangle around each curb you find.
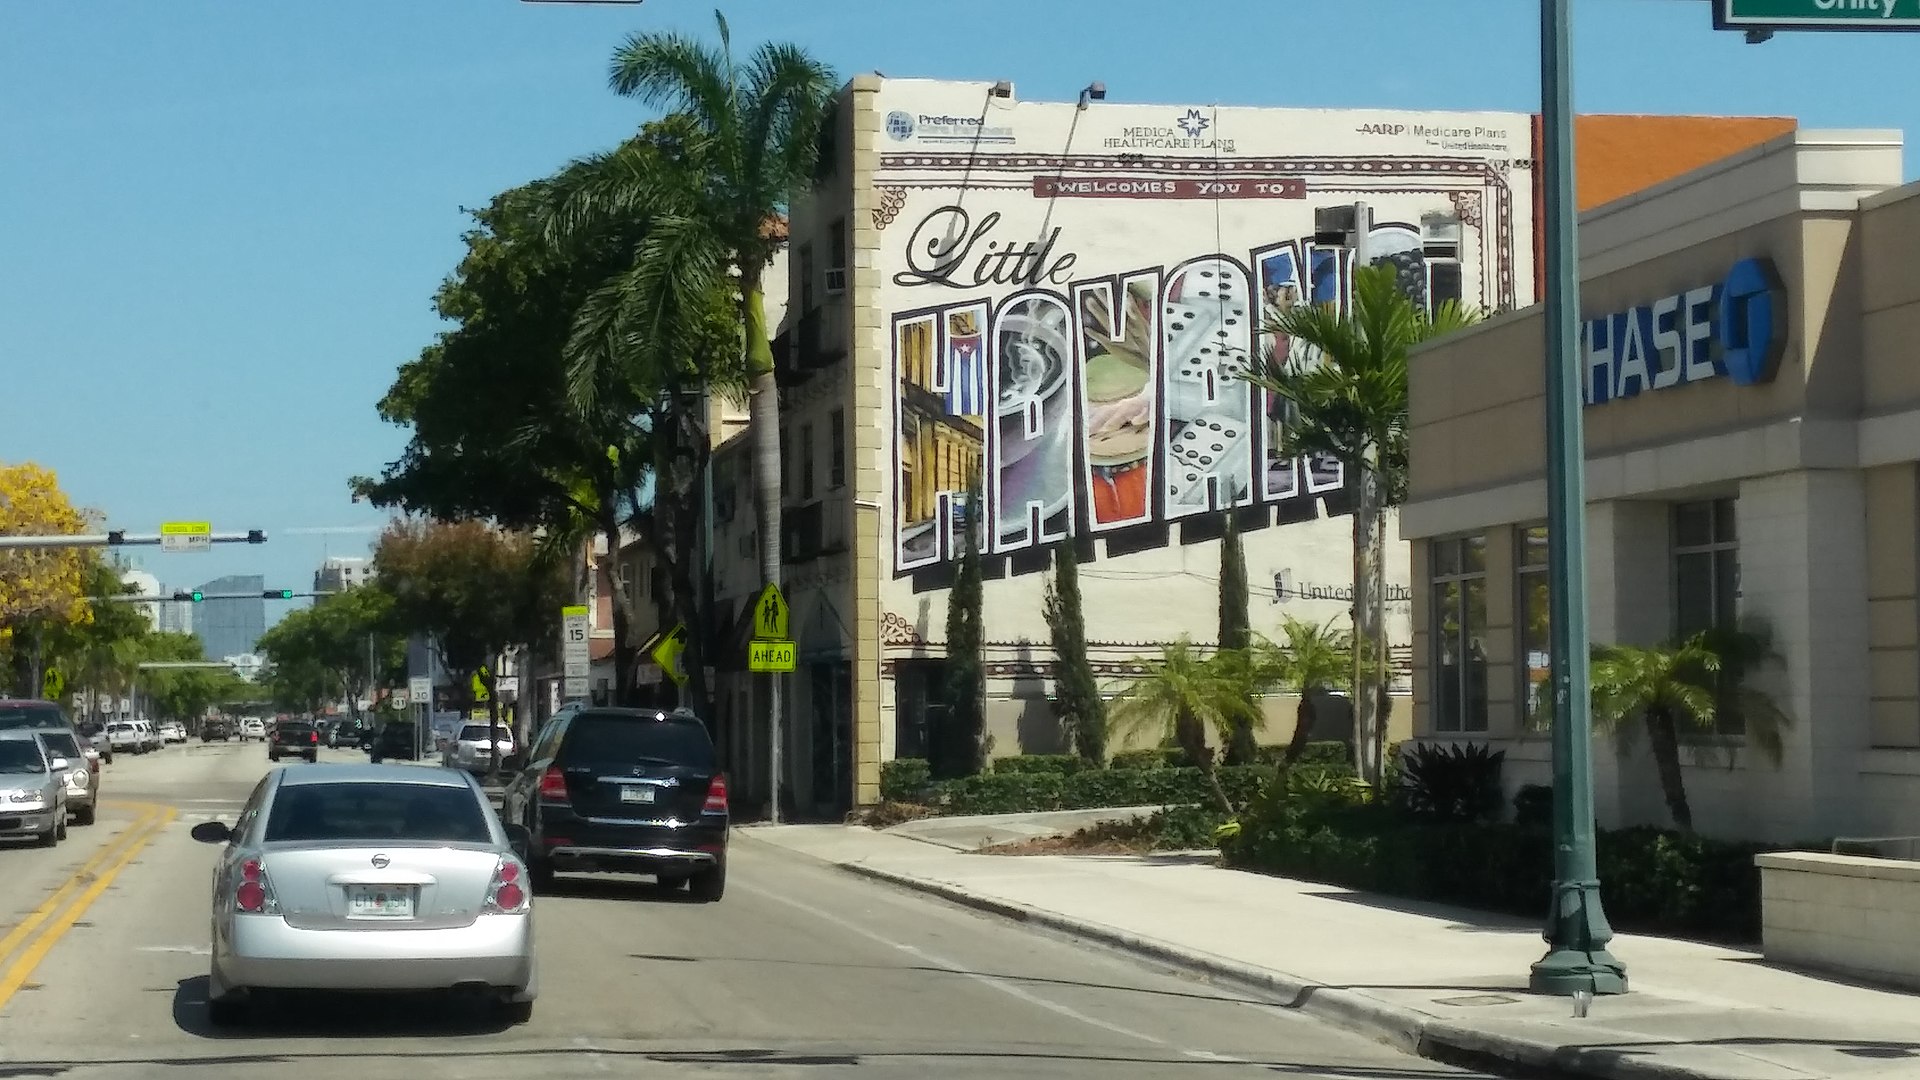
[834,860,1730,1080]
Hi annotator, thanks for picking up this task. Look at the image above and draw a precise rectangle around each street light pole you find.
[1529,0,1626,997]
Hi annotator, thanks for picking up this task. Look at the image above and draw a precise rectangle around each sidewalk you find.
[745,819,1920,1080]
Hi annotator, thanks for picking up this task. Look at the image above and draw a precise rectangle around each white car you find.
[190,765,537,1026]
[106,721,146,755]
[441,724,515,774]
[161,722,188,744]
[137,721,163,752]
[239,718,266,742]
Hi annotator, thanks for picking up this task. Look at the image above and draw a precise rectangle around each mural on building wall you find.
[878,98,1531,578]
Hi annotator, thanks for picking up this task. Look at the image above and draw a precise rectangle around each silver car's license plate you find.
[346,885,415,919]
[619,786,656,804]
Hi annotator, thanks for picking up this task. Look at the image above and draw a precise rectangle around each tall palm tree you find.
[1246,264,1479,785]
[543,14,837,617]
[1109,639,1260,814]
[1588,627,1790,832]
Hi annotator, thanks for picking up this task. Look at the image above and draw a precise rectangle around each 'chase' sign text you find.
[1584,258,1785,406]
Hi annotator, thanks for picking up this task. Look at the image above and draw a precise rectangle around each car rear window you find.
[0,741,47,773]
[0,704,67,731]
[264,782,492,843]
[562,715,714,770]
[458,725,497,741]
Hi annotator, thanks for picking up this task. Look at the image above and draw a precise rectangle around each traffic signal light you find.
[263,589,295,599]
[171,590,204,602]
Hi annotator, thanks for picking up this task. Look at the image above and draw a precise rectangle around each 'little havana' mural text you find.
[875,89,1533,577]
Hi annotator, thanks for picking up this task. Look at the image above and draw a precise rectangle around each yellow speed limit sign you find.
[748,640,795,673]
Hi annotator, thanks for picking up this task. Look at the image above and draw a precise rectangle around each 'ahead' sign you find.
[1582,258,1785,407]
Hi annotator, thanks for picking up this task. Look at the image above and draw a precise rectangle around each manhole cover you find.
[1433,993,1520,1007]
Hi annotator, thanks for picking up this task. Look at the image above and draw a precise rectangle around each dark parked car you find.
[202,719,232,742]
[368,720,418,763]
[500,707,728,901]
[268,720,319,763]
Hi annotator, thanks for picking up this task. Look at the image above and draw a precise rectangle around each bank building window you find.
[1516,526,1550,730]
[1673,498,1742,734]
[1431,535,1489,733]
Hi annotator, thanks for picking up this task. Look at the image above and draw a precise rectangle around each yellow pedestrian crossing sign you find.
[748,640,796,673]
[752,584,789,641]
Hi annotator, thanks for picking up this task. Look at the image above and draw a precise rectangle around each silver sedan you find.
[190,764,538,1026]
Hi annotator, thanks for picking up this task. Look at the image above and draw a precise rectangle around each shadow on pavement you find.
[171,976,515,1040]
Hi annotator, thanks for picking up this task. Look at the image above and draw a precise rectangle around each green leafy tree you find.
[1044,539,1105,766]
[39,559,152,722]
[1588,627,1791,832]
[1216,512,1256,765]
[939,484,986,780]
[256,587,407,729]
[1108,639,1256,815]
[541,13,837,647]
[375,519,569,776]
[1247,264,1480,785]
[137,632,245,728]
[259,653,343,715]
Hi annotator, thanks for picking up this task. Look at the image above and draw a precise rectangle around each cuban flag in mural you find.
[943,331,986,417]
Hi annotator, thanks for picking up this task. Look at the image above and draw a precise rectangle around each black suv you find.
[501,708,728,901]
[268,720,319,763]
[368,720,418,762]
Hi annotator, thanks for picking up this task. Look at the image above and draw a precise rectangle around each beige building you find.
[1403,128,1920,843]
[619,75,1805,817]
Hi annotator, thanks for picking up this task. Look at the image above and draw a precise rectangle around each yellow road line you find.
[0,805,177,1011]
[0,803,162,963]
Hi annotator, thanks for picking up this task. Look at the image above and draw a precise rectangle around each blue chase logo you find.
[885,110,916,141]
[1583,257,1785,406]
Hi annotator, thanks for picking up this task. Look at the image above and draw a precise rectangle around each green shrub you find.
[935,764,1283,816]
[880,758,933,802]
[1220,793,1780,943]
[992,754,1087,776]
[1110,748,1179,770]
[1252,741,1352,767]
[1397,742,1506,821]
[1513,784,1553,827]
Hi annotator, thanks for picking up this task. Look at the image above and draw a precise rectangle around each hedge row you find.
[880,749,1356,811]
[1220,798,1777,943]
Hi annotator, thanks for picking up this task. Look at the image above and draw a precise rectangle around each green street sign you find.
[748,640,796,673]
[1716,0,1920,29]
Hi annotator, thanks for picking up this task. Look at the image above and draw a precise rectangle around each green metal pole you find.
[1530,0,1626,997]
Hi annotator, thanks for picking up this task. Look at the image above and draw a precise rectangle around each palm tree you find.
[1588,627,1791,832]
[542,15,837,621]
[1245,264,1479,785]
[1108,639,1260,814]
[1263,616,1355,766]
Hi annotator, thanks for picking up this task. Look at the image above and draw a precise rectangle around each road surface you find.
[0,740,1490,1079]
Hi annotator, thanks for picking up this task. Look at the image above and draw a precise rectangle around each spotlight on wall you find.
[1077,81,1107,110]
[989,80,1014,99]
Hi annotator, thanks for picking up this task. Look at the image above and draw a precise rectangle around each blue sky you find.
[4,0,1914,624]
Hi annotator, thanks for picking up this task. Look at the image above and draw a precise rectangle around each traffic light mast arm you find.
[0,530,267,550]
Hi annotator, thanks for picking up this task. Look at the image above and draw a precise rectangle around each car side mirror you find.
[502,823,532,860]
[190,820,233,844]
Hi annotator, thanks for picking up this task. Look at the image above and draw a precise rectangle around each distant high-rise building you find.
[315,556,374,594]
[119,569,162,632]
[195,574,265,661]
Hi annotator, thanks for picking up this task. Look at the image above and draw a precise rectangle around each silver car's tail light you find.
[235,857,281,915]
[483,856,529,914]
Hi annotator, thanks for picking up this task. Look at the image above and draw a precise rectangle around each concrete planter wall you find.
[1757,851,1920,989]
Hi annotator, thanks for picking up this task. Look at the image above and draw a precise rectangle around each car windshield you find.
[39,733,80,759]
[263,782,492,844]
[564,715,714,769]
[0,704,67,731]
[0,742,48,774]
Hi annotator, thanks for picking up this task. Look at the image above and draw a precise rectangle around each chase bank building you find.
[1401,128,1920,843]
